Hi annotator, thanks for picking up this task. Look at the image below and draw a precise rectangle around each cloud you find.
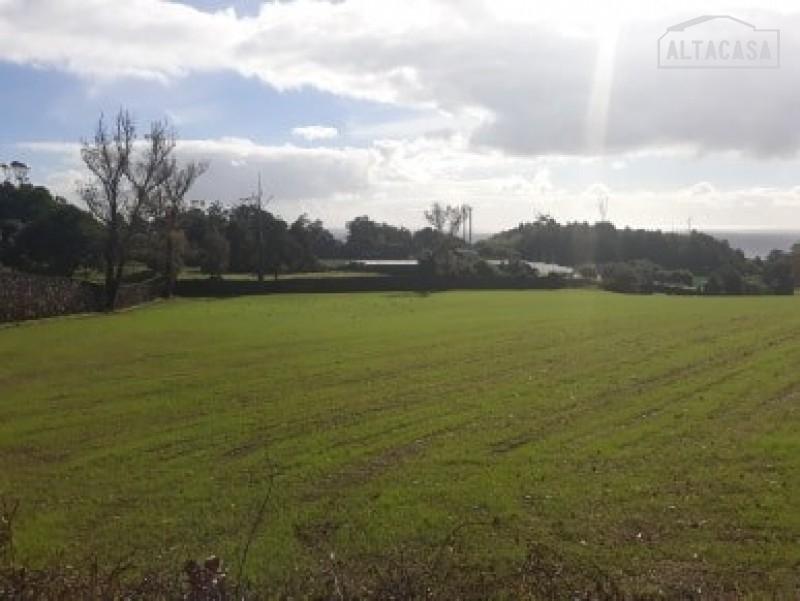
[3,0,800,158]
[685,182,717,197]
[291,125,339,142]
[18,134,800,231]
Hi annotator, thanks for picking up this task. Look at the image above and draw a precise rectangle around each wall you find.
[0,271,164,323]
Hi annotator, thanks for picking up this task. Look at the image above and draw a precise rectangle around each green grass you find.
[1,290,800,592]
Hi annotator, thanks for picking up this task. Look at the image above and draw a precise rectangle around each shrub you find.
[599,261,655,293]
[705,264,744,295]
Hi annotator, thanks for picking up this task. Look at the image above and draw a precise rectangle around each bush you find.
[419,248,498,278]
[199,230,230,278]
[704,264,744,295]
[654,267,694,287]
[762,251,794,295]
[599,261,655,294]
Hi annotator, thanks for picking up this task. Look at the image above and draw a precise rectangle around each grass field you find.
[2,290,800,595]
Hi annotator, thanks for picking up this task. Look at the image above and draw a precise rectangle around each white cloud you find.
[3,0,800,157]
[8,0,800,232]
[291,125,339,142]
[685,182,717,197]
[18,134,800,231]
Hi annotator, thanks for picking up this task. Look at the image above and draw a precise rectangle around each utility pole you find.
[256,174,264,283]
[461,205,473,244]
[598,194,609,223]
[239,173,272,283]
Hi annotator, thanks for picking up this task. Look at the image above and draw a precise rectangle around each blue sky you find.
[2,0,800,231]
[0,62,414,147]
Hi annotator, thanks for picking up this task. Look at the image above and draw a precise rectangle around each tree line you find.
[1,111,798,299]
[477,215,797,294]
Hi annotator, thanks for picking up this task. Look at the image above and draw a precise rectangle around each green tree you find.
[763,251,794,295]
[11,203,102,276]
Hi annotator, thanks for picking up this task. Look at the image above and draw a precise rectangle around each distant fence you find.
[176,274,569,297]
[0,271,164,323]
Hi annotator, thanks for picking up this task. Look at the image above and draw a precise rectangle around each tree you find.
[80,110,176,309]
[154,160,208,296]
[11,204,101,276]
[424,202,447,232]
[599,261,655,294]
[763,250,794,295]
[445,205,465,238]
[424,202,464,237]
[9,161,29,186]
[80,111,136,310]
[344,215,412,259]
[412,227,447,255]
[291,216,341,261]
[0,182,102,276]
[478,218,746,276]
[262,212,289,280]
[791,243,800,285]
[1,181,64,261]
[705,264,744,295]
[198,228,230,277]
[286,215,317,271]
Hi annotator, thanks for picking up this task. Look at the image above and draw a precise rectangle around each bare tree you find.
[80,111,136,310]
[80,110,176,310]
[425,202,447,232]
[157,159,208,296]
[445,205,464,238]
[425,202,464,237]
[128,120,176,219]
[239,174,271,283]
[9,161,29,186]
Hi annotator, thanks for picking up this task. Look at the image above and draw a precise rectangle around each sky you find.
[2,0,800,232]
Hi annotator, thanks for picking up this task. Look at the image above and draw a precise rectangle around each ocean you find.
[703,230,800,258]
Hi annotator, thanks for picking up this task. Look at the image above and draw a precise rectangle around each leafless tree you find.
[445,205,464,238]
[80,111,135,310]
[128,119,176,217]
[425,202,464,237]
[156,159,208,296]
[9,161,29,186]
[0,160,30,186]
[425,202,447,232]
[80,110,176,310]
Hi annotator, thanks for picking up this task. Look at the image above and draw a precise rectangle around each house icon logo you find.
[658,15,780,69]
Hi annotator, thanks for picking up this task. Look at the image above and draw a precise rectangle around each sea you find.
[703,230,800,258]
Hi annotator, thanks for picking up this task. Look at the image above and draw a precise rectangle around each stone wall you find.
[0,271,101,322]
[0,271,164,323]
